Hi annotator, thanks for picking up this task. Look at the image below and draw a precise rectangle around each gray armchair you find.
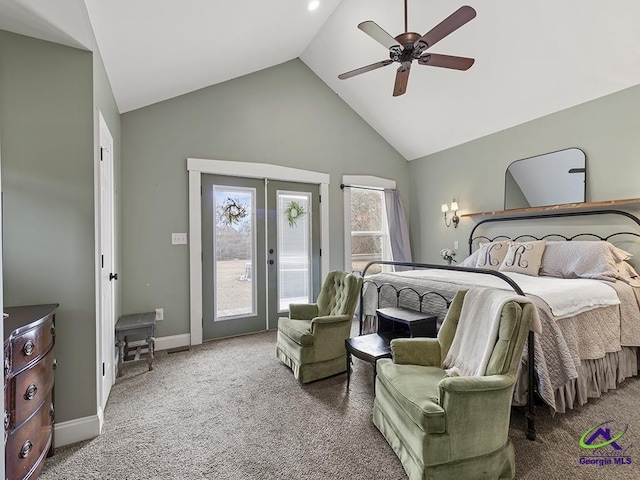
[276,271,362,383]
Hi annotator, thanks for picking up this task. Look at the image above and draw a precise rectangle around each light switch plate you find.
[171,233,188,245]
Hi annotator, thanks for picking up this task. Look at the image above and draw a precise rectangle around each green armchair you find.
[373,290,533,480]
[276,271,362,383]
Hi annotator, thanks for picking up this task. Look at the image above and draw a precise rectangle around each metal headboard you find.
[468,209,640,255]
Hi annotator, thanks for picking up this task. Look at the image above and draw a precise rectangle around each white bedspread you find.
[392,270,620,318]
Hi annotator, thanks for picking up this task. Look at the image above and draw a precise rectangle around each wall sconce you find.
[441,199,459,228]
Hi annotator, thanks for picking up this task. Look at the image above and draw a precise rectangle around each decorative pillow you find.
[475,241,509,271]
[540,241,630,281]
[499,240,547,276]
[459,249,479,267]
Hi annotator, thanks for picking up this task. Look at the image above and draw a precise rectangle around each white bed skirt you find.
[514,346,639,413]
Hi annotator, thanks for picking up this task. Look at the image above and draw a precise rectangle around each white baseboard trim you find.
[55,414,101,447]
[124,333,191,352]
[155,333,191,351]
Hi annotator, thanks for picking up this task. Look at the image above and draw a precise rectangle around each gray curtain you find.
[384,189,412,263]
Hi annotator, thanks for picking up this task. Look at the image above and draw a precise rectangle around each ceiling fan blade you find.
[338,59,393,80]
[358,21,403,50]
[413,6,476,52]
[393,64,411,97]
[418,53,475,70]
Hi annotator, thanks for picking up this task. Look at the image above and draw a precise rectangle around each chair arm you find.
[437,374,517,459]
[311,314,351,330]
[438,374,514,393]
[289,303,319,320]
[390,338,441,367]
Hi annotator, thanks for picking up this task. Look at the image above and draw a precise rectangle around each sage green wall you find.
[120,58,409,337]
[408,84,640,263]
[0,30,96,423]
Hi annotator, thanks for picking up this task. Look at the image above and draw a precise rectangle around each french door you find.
[201,175,320,340]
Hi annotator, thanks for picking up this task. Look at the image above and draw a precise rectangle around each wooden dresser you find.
[4,304,57,480]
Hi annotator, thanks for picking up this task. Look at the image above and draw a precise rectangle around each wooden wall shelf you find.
[462,198,640,220]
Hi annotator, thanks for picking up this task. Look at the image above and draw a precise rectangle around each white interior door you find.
[98,112,116,412]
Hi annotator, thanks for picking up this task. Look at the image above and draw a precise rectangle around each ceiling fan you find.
[338,2,476,96]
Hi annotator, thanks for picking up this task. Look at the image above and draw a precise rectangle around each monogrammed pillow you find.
[475,241,510,271]
[499,240,547,276]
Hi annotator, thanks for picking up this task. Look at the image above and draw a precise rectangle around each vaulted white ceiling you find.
[2,0,640,160]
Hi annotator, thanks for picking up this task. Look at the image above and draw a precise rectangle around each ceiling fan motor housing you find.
[390,32,425,62]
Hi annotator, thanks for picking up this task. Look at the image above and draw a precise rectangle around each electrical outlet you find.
[454,241,459,250]
[171,233,188,245]
[155,308,164,321]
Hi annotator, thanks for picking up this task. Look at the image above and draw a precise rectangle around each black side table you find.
[346,307,438,392]
[345,334,392,391]
[377,307,438,338]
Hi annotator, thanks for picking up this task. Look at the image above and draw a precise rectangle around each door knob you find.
[109,273,118,281]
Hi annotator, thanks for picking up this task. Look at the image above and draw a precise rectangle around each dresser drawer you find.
[6,349,55,430]
[5,393,53,480]
[8,314,54,375]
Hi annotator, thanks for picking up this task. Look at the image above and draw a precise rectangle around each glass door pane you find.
[213,186,256,319]
[277,191,312,311]
[201,174,266,341]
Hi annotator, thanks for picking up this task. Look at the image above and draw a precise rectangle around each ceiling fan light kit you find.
[338,1,476,96]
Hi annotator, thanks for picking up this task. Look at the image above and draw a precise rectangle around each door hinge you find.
[102,362,105,376]
[319,249,322,256]
[100,147,104,161]
[101,255,104,268]
[319,194,321,203]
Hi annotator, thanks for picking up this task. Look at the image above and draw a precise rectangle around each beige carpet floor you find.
[40,330,640,479]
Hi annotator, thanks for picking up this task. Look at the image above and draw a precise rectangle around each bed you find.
[358,209,640,440]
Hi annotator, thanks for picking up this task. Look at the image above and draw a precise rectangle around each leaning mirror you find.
[504,148,586,210]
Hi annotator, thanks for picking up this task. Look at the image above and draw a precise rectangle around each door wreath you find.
[221,198,248,225]
[284,201,306,228]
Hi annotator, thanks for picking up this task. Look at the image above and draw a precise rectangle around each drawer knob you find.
[24,384,38,401]
[22,340,35,356]
[19,440,33,459]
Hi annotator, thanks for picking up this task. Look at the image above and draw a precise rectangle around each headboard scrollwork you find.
[468,209,640,255]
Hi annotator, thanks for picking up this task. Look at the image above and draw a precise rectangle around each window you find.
[343,175,395,276]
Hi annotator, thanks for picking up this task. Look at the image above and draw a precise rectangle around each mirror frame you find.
[504,147,586,210]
